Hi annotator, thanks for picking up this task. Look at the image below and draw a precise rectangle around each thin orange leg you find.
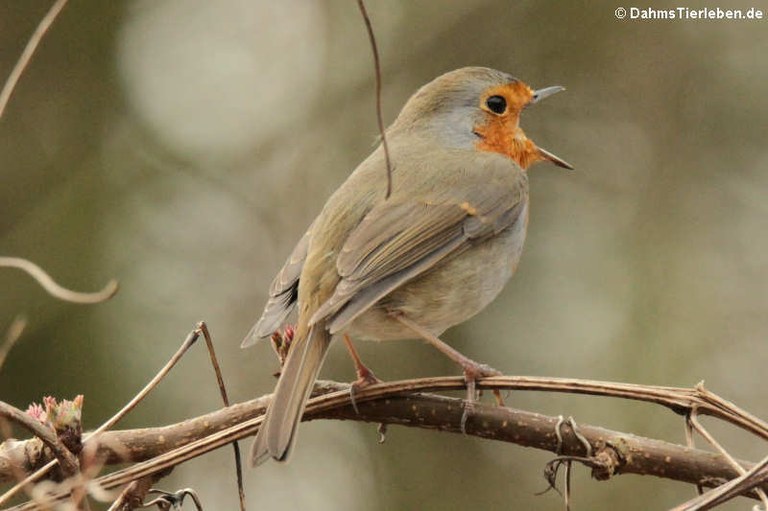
[390,313,504,429]
[343,334,381,413]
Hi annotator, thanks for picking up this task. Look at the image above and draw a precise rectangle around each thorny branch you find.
[2,377,766,510]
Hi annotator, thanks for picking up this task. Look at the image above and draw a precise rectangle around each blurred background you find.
[1,0,766,509]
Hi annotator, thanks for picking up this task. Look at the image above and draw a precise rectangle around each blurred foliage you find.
[1,0,766,509]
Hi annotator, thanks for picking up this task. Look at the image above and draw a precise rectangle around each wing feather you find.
[310,178,526,330]
[241,225,312,347]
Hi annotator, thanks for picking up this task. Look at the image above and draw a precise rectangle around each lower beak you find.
[538,146,574,170]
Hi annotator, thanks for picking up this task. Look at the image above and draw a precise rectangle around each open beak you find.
[530,85,574,170]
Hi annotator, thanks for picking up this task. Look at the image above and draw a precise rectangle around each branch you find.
[3,378,765,510]
[0,402,78,479]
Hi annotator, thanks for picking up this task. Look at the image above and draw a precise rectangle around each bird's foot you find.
[460,361,502,433]
[349,368,381,415]
[344,334,382,414]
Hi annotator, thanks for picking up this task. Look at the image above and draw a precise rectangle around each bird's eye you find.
[485,95,507,114]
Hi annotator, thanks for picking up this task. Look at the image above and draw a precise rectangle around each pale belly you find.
[344,210,528,341]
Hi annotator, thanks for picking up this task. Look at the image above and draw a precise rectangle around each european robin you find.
[242,67,572,464]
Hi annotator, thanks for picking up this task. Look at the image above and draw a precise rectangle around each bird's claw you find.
[459,362,502,433]
[349,366,381,415]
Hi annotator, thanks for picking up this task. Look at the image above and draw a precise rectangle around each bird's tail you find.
[250,324,331,465]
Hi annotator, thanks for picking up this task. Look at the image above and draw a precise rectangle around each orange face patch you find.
[480,82,535,116]
[474,82,545,170]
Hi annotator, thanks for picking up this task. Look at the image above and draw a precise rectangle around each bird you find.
[242,66,572,465]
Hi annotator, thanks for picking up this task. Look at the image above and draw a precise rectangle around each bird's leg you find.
[342,333,380,414]
[343,333,379,386]
[390,313,501,391]
[390,313,502,430]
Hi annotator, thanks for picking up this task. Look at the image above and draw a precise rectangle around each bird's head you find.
[392,67,573,171]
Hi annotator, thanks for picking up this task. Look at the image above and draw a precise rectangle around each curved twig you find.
[0,257,118,304]
[0,0,69,119]
[356,0,393,199]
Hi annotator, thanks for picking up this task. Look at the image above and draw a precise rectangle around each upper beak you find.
[530,85,573,170]
[531,85,565,104]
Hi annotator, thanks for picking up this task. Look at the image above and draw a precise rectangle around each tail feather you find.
[251,325,331,465]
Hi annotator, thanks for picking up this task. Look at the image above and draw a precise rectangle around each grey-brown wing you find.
[241,224,313,347]
[310,184,526,333]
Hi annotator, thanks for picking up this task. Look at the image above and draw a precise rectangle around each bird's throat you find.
[474,120,542,170]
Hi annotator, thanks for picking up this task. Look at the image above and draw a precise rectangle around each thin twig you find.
[683,412,705,496]
[93,328,200,436]
[0,257,118,304]
[0,328,201,507]
[0,0,69,119]
[0,316,27,371]
[356,0,393,199]
[197,322,245,511]
[688,412,744,476]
